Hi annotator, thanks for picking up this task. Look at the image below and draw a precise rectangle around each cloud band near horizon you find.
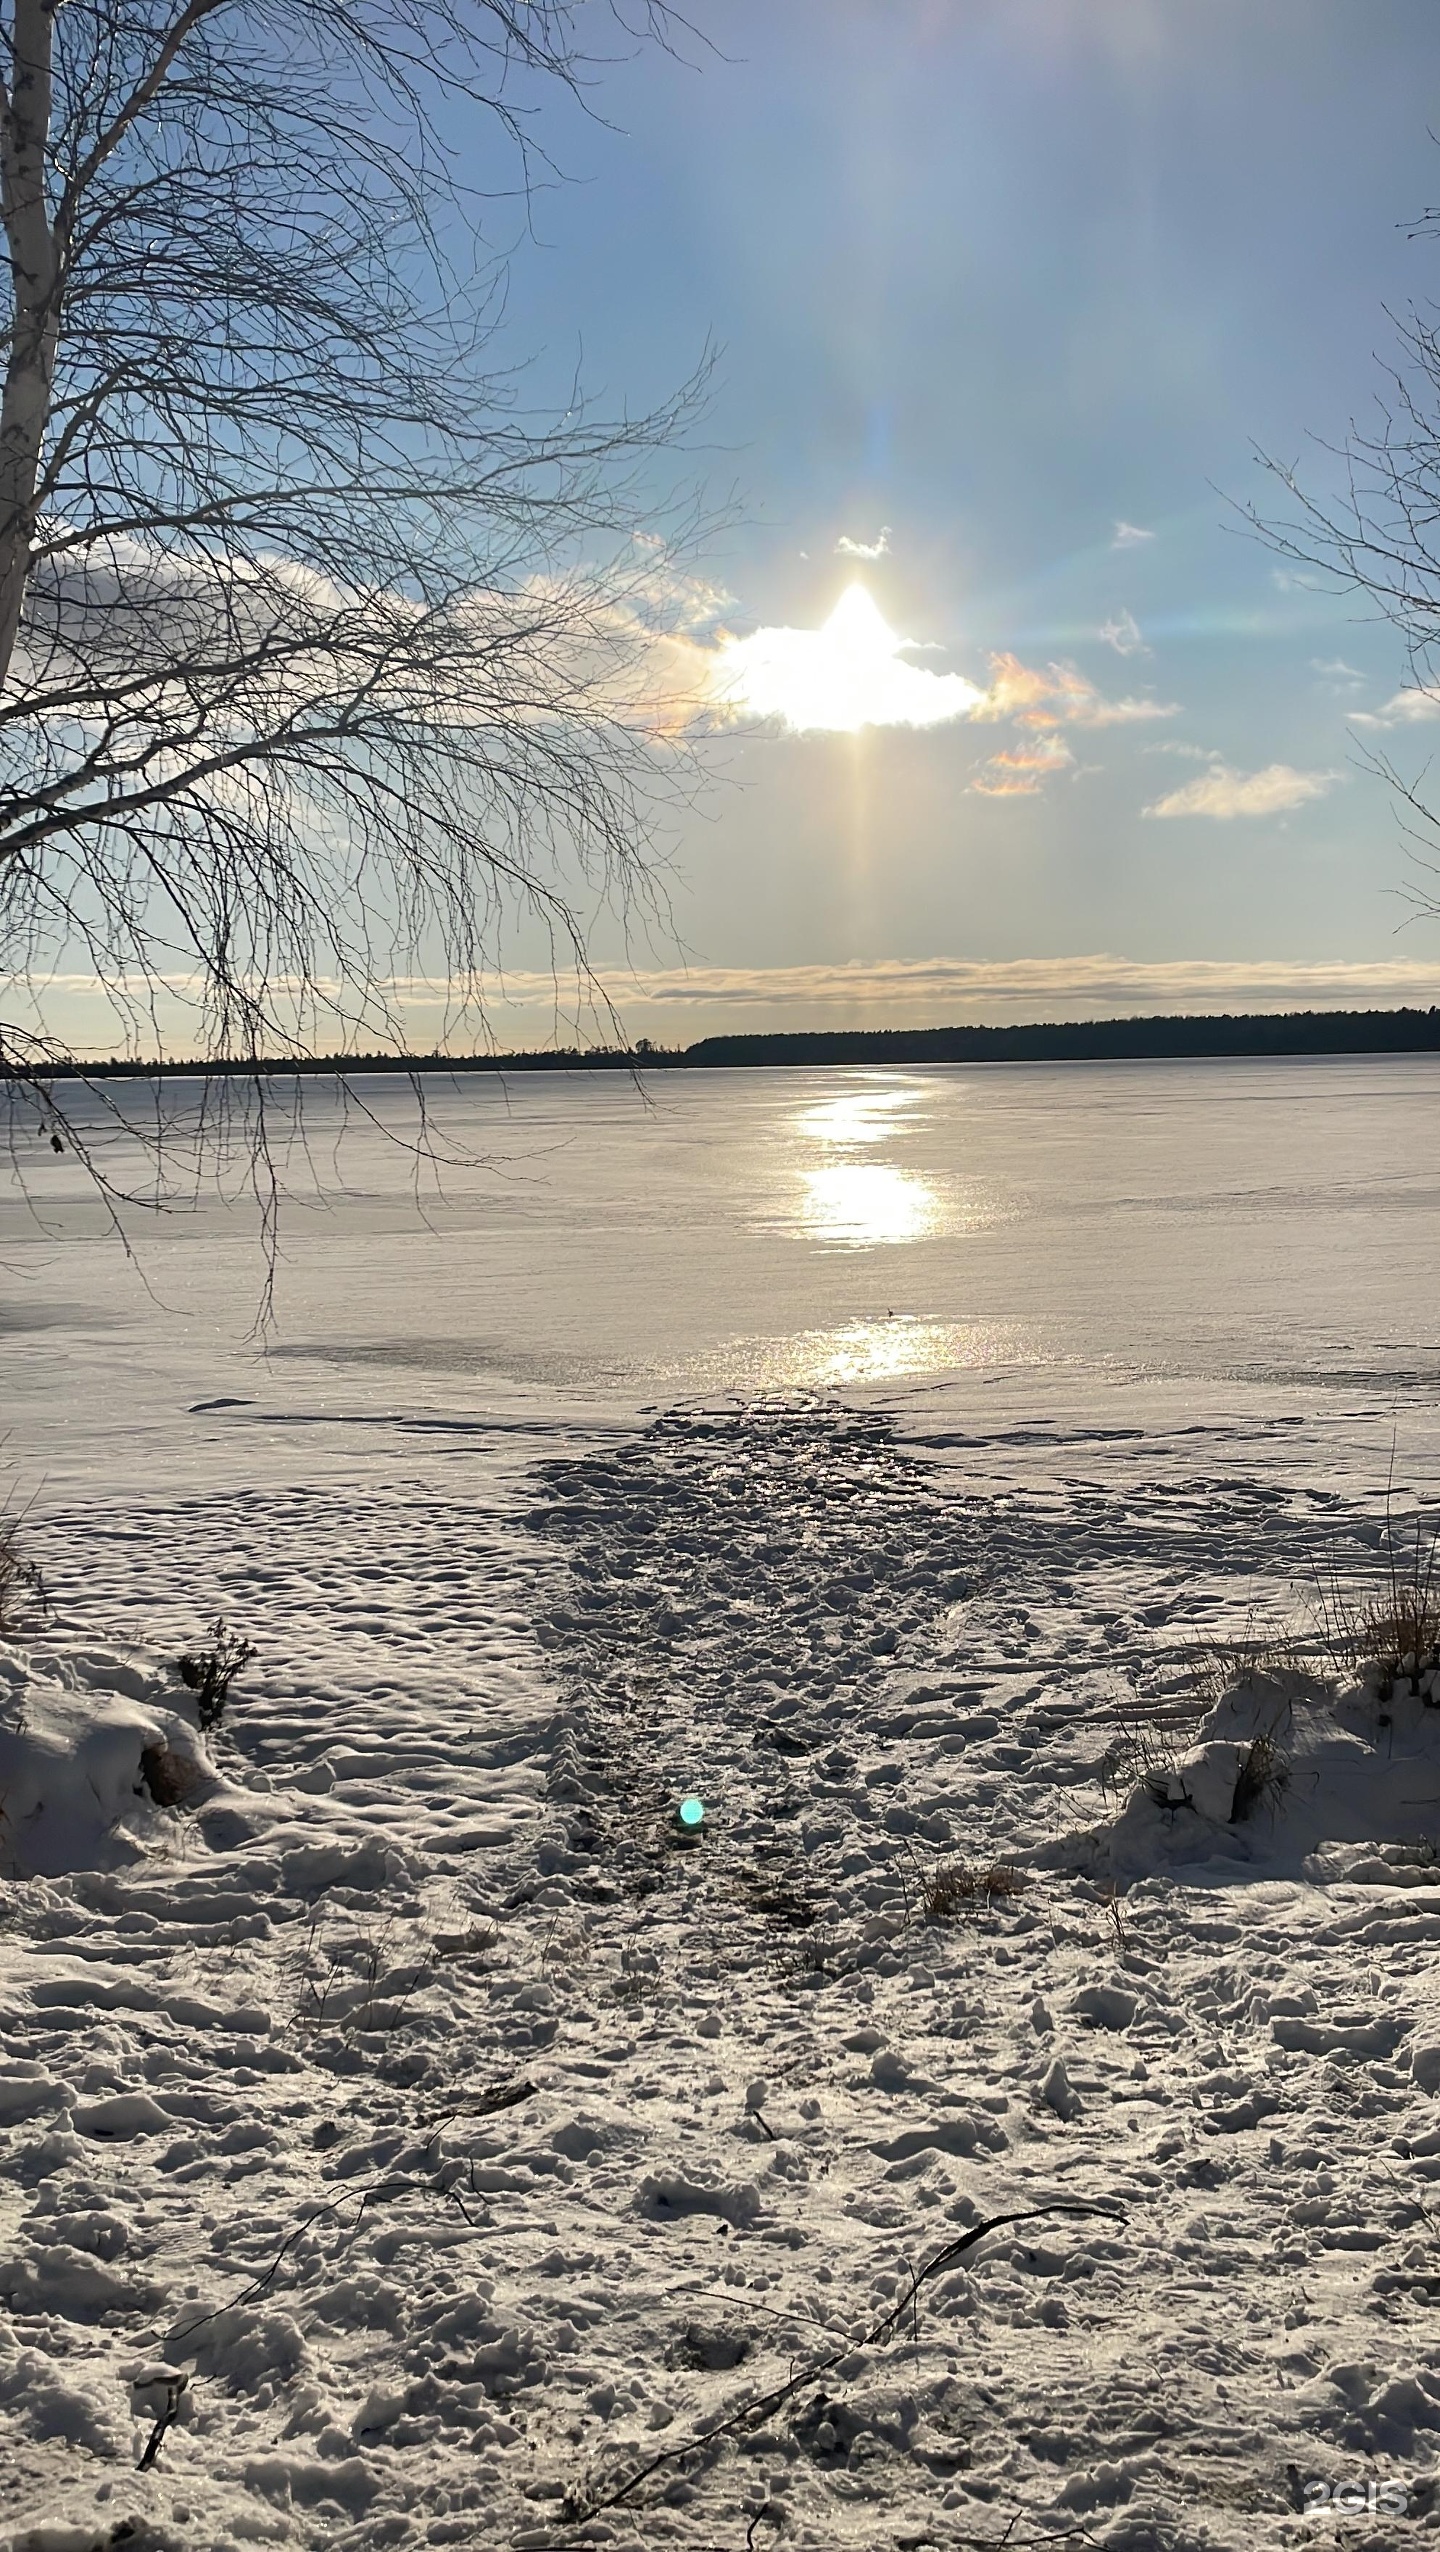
[24,954,1440,1059]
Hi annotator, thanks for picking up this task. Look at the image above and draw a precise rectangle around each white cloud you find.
[587,954,1440,1013]
[705,593,1176,777]
[1144,761,1336,819]
[1311,656,1366,689]
[1352,685,1440,729]
[1112,520,1155,549]
[1144,740,1215,760]
[969,734,1076,798]
[835,527,891,560]
[974,653,1176,730]
[1098,608,1147,656]
[8,528,739,755]
[37,951,1440,1056]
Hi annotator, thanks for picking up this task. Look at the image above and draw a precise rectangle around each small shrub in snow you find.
[176,1618,256,1732]
[1099,1693,1206,1806]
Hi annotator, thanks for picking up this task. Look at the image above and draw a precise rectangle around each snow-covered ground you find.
[6,1061,1440,2549]
[6,1392,1440,2552]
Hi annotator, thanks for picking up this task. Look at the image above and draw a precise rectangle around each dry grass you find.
[1228,1729,1290,1822]
[293,1923,440,2041]
[1097,1877,1129,1952]
[433,1923,499,1962]
[921,1857,1028,1922]
[1181,1500,1440,1714]
[1075,1490,1440,1845]
[1185,1618,1313,1710]
[1098,1693,1205,1804]
[1310,1503,1440,1697]
[1099,1651,1297,1829]
[1160,1494,1440,1725]
[746,1880,822,1929]
[0,1491,46,1639]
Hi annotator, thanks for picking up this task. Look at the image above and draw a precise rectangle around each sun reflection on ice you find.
[795,1086,922,1148]
[660,1315,1036,1394]
[790,1079,940,1248]
[806,1316,1022,1385]
[801,1160,940,1247]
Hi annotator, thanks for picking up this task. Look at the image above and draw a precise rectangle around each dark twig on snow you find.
[563,2199,1123,2522]
[415,2076,536,2157]
[137,2372,188,2471]
[472,2075,538,2119]
[164,2169,477,2353]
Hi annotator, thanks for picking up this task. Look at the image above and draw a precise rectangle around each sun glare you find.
[712,583,985,734]
[801,1161,941,1246]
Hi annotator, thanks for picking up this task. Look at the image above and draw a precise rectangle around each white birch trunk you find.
[0,0,57,696]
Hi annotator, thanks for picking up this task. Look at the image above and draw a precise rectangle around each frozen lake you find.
[6,1052,1440,1497]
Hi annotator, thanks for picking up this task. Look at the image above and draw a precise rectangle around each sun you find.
[711,583,985,734]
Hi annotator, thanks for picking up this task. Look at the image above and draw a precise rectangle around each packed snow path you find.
[3,1402,1440,2550]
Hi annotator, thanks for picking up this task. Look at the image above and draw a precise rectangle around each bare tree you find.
[1248,210,1440,917]
[0,2,712,1213]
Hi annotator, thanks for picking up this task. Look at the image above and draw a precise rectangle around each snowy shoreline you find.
[3,1398,1440,2550]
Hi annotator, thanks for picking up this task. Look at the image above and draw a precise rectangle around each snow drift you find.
[0,1642,218,1878]
[1079,1666,1440,1881]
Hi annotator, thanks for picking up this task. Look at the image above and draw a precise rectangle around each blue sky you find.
[447,0,1440,1040]
[30,0,1440,1057]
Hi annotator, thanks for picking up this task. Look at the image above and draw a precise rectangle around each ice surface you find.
[2,1062,1440,2545]
[5,1055,1440,1497]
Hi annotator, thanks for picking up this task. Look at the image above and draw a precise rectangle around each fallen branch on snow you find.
[162,2168,483,2355]
[562,2198,1124,2523]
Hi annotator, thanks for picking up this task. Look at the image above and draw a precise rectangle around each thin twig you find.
[164,2167,476,2352]
[564,2199,1123,2522]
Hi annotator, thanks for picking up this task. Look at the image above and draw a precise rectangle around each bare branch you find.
[1247,270,1440,923]
[0,3,723,1263]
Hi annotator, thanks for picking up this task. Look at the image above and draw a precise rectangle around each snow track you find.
[3,1404,1440,2549]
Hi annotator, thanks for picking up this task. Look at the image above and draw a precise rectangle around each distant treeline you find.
[42,1005,1440,1077]
[681,1007,1440,1066]
[65,1045,673,1076]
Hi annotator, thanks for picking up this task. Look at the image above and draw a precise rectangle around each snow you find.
[1,1395,1440,2549]
[6,1061,1440,2545]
